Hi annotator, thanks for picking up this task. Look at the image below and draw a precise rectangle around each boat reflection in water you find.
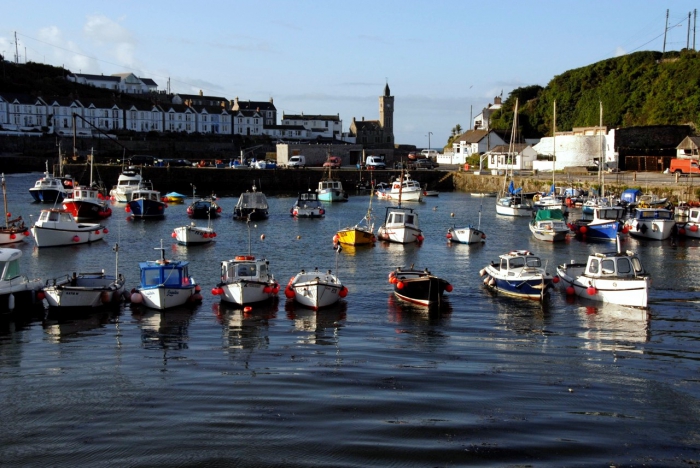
[489,293,551,336]
[576,304,650,355]
[284,300,346,346]
[42,309,116,344]
[131,306,197,352]
[213,300,278,352]
[386,294,453,326]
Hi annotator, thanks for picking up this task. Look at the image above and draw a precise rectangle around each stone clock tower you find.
[379,82,394,145]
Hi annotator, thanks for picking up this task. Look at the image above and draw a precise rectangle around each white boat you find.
[284,267,347,309]
[377,206,423,244]
[31,208,107,248]
[109,167,143,202]
[317,168,348,203]
[0,248,43,313]
[389,267,452,307]
[447,200,485,244]
[1,173,30,245]
[624,208,676,240]
[557,240,650,308]
[42,244,126,308]
[495,99,532,218]
[131,242,201,310]
[213,255,279,305]
[471,192,497,197]
[480,250,555,301]
[291,190,325,218]
[679,206,700,238]
[173,222,216,245]
[375,173,423,202]
[529,208,569,242]
[532,193,568,213]
[29,156,74,203]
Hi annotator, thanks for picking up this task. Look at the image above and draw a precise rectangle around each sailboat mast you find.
[1,173,8,229]
[89,148,94,186]
[599,101,604,197]
[552,101,556,189]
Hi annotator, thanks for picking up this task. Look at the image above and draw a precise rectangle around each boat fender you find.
[587,286,597,296]
[339,286,348,298]
[481,233,486,239]
[7,293,14,311]
[488,278,496,286]
[652,223,659,232]
[130,292,143,304]
[640,223,647,233]
[565,286,575,295]
[479,268,486,277]
[445,284,453,293]
[101,291,111,304]
[284,286,295,299]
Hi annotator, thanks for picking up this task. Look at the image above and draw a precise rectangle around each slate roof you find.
[283,113,339,122]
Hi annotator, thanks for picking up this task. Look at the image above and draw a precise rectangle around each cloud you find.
[614,46,626,57]
[83,14,138,68]
[37,26,100,73]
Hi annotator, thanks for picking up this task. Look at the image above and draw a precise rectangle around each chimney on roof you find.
[199,90,203,96]
[269,97,273,103]
[494,96,502,105]
[362,117,364,121]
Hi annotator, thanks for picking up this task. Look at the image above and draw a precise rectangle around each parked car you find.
[670,158,700,175]
[365,155,386,170]
[414,158,439,169]
[128,155,155,166]
[323,156,342,168]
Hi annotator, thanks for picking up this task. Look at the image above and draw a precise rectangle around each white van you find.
[365,155,386,169]
[421,149,439,159]
[288,155,306,168]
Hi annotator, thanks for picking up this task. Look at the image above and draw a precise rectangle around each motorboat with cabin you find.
[529,208,569,242]
[0,248,43,313]
[480,250,555,300]
[557,238,650,308]
[233,185,269,220]
[1,173,30,245]
[29,160,74,203]
[173,222,216,245]
[624,208,676,240]
[212,256,279,305]
[375,173,423,202]
[291,190,325,218]
[127,183,167,219]
[130,241,202,310]
[317,170,348,202]
[377,206,423,244]
[284,267,347,309]
[187,195,221,219]
[569,206,627,241]
[109,166,143,202]
[30,208,108,248]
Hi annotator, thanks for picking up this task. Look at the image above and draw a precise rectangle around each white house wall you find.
[532,134,616,171]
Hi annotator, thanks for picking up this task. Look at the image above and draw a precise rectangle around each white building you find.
[449,129,507,164]
[161,104,196,133]
[532,126,616,171]
[233,110,264,136]
[473,96,503,130]
[281,113,342,139]
[194,106,231,134]
[124,102,164,132]
[487,144,538,171]
[67,73,158,94]
[0,93,49,130]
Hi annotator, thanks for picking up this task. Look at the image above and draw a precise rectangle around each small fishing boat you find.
[187,195,221,219]
[557,238,650,308]
[62,150,112,220]
[447,200,486,244]
[213,256,279,306]
[130,241,202,310]
[679,206,700,238]
[388,266,452,307]
[471,192,497,197]
[317,167,348,202]
[336,189,375,245]
[233,185,269,220]
[173,222,216,245]
[375,173,423,202]
[109,166,143,202]
[291,190,325,218]
[31,208,107,248]
[624,208,676,240]
[284,267,347,309]
[127,184,167,219]
[569,206,627,241]
[0,248,43,313]
[529,208,569,242]
[496,185,532,217]
[422,184,439,197]
[377,206,423,244]
[1,173,30,245]
[163,192,187,204]
[29,159,75,203]
[480,250,555,300]
[42,244,126,308]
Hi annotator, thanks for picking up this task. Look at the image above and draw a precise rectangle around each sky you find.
[1,1,698,148]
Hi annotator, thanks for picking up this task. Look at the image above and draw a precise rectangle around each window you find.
[617,258,631,274]
[601,259,615,274]
[588,259,599,274]
[1,260,21,281]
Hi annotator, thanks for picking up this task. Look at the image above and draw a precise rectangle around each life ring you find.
[235,255,255,261]
[533,194,541,202]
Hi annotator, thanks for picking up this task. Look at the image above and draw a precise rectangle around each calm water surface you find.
[1,172,699,467]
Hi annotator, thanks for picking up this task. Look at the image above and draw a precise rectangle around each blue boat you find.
[127,185,167,219]
[480,250,555,300]
[570,206,626,241]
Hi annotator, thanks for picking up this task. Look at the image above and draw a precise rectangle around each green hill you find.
[486,50,700,138]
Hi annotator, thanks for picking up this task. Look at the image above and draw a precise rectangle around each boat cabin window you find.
[525,257,542,268]
[631,257,644,274]
[617,258,632,275]
[601,259,615,275]
[508,257,525,269]
[1,259,21,281]
[259,264,267,278]
[691,209,700,219]
[405,214,415,225]
[391,213,404,224]
[237,264,256,277]
[163,267,183,286]
[656,211,673,220]
[142,268,162,286]
[588,259,599,274]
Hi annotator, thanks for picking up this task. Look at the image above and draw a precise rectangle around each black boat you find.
[233,186,269,220]
[187,196,221,219]
[388,266,452,307]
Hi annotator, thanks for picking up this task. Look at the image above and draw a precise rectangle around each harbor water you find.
[1,172,699,467]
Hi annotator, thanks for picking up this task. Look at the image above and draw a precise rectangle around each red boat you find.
[62,186,112,220]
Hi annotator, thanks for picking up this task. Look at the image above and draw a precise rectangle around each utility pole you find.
[663,9,669,55]
[694,9,697,50]
[688,12,691,49]
[14,31,19,64]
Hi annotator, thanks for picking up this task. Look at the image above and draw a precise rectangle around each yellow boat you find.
[335,190,375,246]
[163,192,187,204]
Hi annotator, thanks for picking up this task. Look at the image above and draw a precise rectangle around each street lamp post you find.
[427,131,433,151]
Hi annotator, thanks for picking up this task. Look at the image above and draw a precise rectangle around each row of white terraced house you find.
[0,92,318,140]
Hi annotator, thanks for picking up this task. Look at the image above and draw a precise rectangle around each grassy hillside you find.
[488,50,700,138]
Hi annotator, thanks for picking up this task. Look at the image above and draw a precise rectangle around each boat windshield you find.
[0,259,21,281]
[525,256,541,268]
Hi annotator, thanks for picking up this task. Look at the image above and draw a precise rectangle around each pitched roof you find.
[353,120,382,131]
[455,129,488,144]
[283,113,339,122]
[234,100,276,111]
[70,73,120,83]
[490,143,530,154]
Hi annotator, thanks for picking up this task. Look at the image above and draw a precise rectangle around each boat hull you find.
[43,274,126,308]
[0,227,30,245]
[377,225,422,244]
[626,219,675,240]
[317,190,348,202]
[376,189,423,202]
[292,208,325,218]
[482,265,553,300]
[557,264,650,308]
[234,208,268,220]
[572,220,621,241]
[392,273,450,307]
[448,227,485,244]
[31,225,107,248]
[29,188,66,203]
[138,285,196,310]
[174,226,214,245]
[529,223,568,242]
[220,280,277,305]
[128,199,167,218]
[496,199,531,217]
[63,200,112,220]
[289,272,344,309]
[337,228,374,245]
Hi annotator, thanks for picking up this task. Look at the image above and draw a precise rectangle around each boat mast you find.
[552,100,556,193]
[1,173,8,229]
[113,243,119,280]
[89,148,94,187]
[599,101,604,199]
